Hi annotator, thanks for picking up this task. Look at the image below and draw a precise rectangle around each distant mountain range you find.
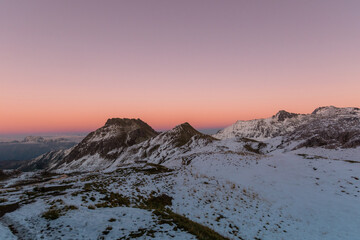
[0,136,79,165]
[17,106,360,172]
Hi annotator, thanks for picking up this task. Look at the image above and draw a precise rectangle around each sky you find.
[1,0,360,134]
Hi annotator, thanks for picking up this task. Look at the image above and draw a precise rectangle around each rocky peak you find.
[163,122,215,147]
[273,110,298,122]
[312,106,360,116]
[105,118,144,127]
[64,118,158,162]
[172,122,198,133]
[312,106,338,115]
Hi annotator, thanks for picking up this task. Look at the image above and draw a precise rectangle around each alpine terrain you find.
[0,106,359,240]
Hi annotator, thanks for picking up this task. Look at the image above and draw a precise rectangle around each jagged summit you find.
[17,106,360,172]
[174,122,192,129]
[312,106,337,115]
[272,110,299,122]
[312,106,360,116]
[170,122,201,135]
[105,118,146,126]
[164,122,215,147]
[106,122,217,167]
[214,106,360,149]
[22,120,217,171]
[63,118,158,163]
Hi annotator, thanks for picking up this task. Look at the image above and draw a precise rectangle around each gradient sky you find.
[1,0,360,134]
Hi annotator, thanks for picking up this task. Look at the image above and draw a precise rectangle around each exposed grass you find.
[143,194,173,209]
[63,205,78,211]
[24,185,72,199]
[42,204,78,220]
[95,192,130,208]
[240,137,259,143]
[154,209,230,240]
[244,144,261,154]
[297,153,327,159]
[0,203,20,217]
[10,178,52,188]
[88,205,96,210]
[134,164,173,175]
[42,209,61,220]
[33,185,73,193]
[343,160,360,164]
[138,193,229,240]
[128,228,147,238]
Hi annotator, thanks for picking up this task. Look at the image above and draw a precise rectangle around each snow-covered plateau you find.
[0,106,359,240]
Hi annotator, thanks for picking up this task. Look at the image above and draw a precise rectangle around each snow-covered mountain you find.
[64,118,158,162]
[19,106,360,172]
[21,120,219,172]
[214,106,360,150]
[2,106,360,240]
[20,136,74,144]
[107,122,216,166]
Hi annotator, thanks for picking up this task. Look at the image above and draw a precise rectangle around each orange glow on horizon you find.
[1,1,360,134]
[2,100,359,134]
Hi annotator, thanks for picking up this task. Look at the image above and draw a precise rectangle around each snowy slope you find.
[214,106,360,150]
[55,123,218,172]
[1,146,359,239]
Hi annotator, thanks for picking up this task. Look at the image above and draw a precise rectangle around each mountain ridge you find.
[214,106,360,150]
[17,106,360,172]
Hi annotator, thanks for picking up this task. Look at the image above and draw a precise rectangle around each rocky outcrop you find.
[272,110,299,122]
[18,119,217,171]
[64,118,158,162]
[65,122,216,169]
[214,106,360,149]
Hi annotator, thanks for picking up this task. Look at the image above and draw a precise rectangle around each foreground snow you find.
[0,146,359,239]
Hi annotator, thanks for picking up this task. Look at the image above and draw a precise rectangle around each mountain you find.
[22,136,45,143]
[214,106,360,150]
[108,122,216,167]
[17,106,360,172]
[20,119,217,172]
[20,136,74,144]
[3,107,360,240]
[56,122,216,171]
[63,118,158,163]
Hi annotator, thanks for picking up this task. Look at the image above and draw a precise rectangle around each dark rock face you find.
[64,118,158,162]
[312,106,360,115]
[273,110,299,122]
[167,122,215,147]
[216,106,360,150]
[17,120,217,170]
[287,114,360,149]
[112,122,217,165]
[294,131,360,149]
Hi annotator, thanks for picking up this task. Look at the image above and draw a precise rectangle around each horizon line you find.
[2,105,358,135]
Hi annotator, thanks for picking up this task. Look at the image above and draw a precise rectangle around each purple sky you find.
[1,0,360,133]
